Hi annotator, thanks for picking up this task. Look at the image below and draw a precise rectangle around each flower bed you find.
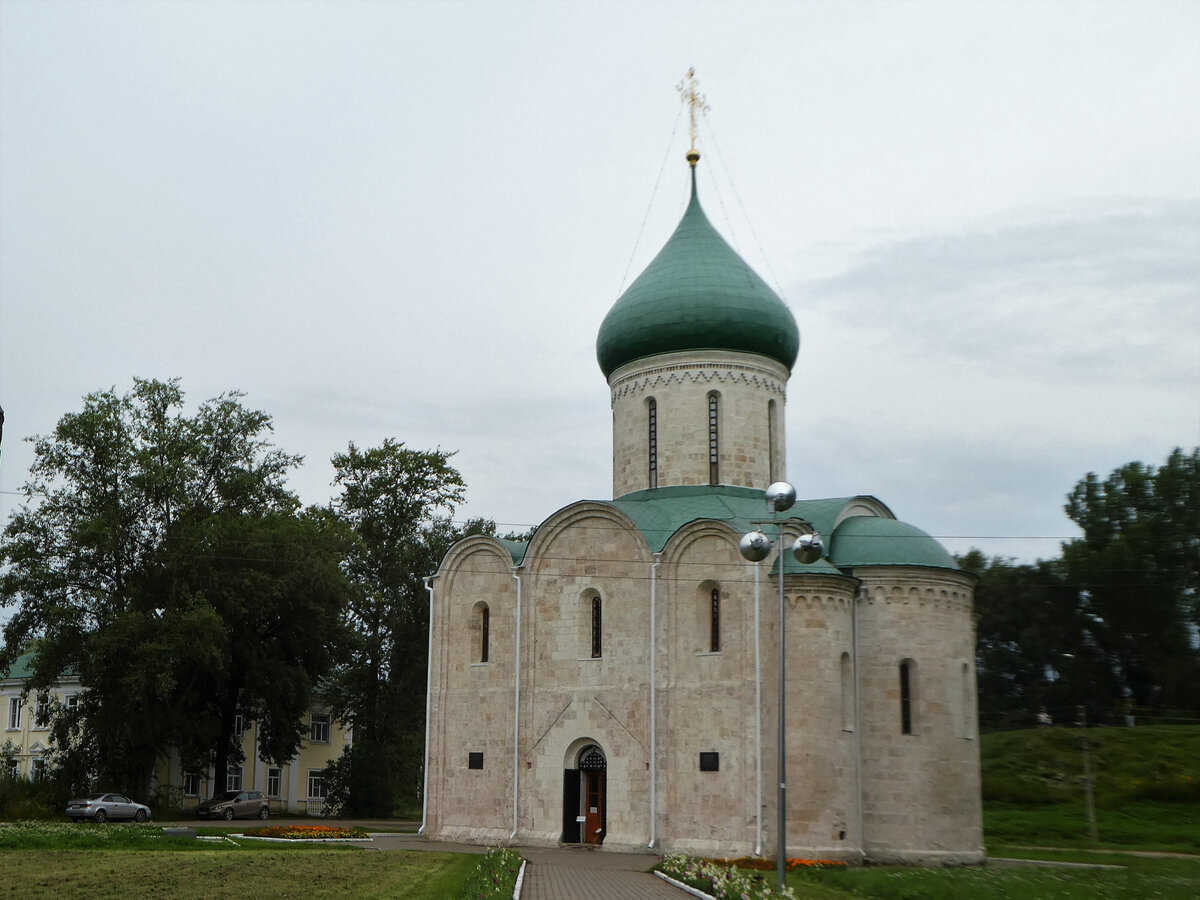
[457,847,523,900]
[240,824,369,841]
[658,854,848,900]
[712,856,849,871]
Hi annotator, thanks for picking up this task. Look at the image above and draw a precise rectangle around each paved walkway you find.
[364,834,682,899]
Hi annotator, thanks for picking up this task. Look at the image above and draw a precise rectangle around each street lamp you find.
[739,481,824,891]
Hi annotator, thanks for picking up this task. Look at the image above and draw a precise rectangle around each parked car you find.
[197,789,270,820]
[66,793,151,823]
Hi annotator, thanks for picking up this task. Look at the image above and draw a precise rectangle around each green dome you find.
[596,168,800,378]
[829,516,959,571]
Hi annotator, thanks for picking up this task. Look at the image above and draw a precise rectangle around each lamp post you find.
[739,481,824,891]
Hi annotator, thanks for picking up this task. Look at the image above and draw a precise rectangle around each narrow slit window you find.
[591,596,602,659]
[708,392,719,485]
[648,398,658,489]
[900,660,914,735]
[710,588,720,652]
[841,651,854,732]
[481,605,490,663]
[768,399,778,483]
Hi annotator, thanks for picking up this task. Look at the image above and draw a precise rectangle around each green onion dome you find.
[596,166,800,378]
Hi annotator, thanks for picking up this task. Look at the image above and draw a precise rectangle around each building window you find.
[647,398,658,488]
[708,392,720,484]
[183,773,200,797]
[310,712,331,744]
[699,751,720,772]
[900,659,915,735]
[6,696,21,730]
[34,695,50,729]
[65,694,79,714]
[709,588,720,653]
[227,765,243,792]
[961,662,975,739]
[31,757,46,781]
[840,652,854,732]
[267,767,282,799]
[233,712,247,737]
[4,757,17,779]
[307,769,327,799]
[768,399,778,483]
[481,605,490,663]
[591,595,602,659]
[468,752,484,770]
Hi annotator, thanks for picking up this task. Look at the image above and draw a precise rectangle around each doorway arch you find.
[561,741,606,844]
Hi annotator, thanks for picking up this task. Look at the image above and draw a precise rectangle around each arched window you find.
[900,659,915,734]
[480,605,490,663]
[591,595,602,658]
[961,661,974,739]
[840,651,854,732]
[647,398,658,489]
[709,587,720,652]
[707,392,720,485]
[767,399,778,483]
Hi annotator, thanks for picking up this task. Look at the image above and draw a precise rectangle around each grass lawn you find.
[985,800,1200,853]
[788,853,1200,900]
[1,847,477,898]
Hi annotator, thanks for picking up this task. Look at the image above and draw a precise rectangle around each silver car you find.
[66,793,151,823]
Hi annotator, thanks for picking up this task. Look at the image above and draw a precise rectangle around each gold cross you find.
[676,67,709,163]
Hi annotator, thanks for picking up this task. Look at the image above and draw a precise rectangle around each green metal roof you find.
[498,538,528,565]
[1,651,40,680]
[498,486,957,574]
[596,168,800,378]
[830,515,959,570]
[609,485,843,575]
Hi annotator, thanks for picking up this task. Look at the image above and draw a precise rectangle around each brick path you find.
[519,846,683,899]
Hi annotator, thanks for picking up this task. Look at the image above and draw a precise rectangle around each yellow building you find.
[2,651,350,815]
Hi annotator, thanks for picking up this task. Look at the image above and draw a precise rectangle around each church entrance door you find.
[570,743,606,845]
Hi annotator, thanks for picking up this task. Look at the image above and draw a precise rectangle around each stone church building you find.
[421,151,983,864]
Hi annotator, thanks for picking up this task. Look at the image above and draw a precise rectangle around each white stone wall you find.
[608,350,789,497]
[426,537,518,843]
[854,568,984,864]
[427,519,982,864]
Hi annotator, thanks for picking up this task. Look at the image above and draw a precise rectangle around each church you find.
[421,138,983,864]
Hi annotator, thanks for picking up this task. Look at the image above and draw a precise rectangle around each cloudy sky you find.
[1,0,1197,564]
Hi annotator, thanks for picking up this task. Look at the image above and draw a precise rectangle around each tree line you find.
[962,447,1199,730]
[0,378,487,815]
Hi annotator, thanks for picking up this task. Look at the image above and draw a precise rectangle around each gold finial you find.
[676,67,709,166]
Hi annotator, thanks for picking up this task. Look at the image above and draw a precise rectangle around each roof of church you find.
[503,485,958,573]
[595,166,800,378]
[828,514,959,570]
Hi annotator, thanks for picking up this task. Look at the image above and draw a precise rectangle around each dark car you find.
[197,789,270,820]
[66,793,151,823]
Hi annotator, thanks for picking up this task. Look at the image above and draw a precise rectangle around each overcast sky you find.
[1,0,1197,565]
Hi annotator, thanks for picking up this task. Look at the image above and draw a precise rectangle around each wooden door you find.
[583,769,605,844]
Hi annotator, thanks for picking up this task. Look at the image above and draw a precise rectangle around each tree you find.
[959,551,1115,730]
[1061,447,1200,715]
[0,378,349,795]
[325,440,465,816]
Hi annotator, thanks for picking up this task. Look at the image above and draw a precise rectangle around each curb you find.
[654,870,716,899]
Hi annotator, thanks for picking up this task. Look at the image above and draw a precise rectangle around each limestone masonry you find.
[423,154,983,864]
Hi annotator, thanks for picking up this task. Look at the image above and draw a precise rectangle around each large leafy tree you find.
[1061,447,1199,714]
[959,551,1115,730]
[0,378,350,795]
[325,440,464,816]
